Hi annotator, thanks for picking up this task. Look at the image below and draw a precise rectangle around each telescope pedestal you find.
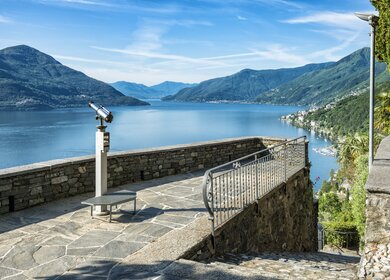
[94,125,108,216]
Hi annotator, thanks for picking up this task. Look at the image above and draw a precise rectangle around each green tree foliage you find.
[298,80,390,140]
[371,0,390,66]
[351,155,369,240]
[375,92,390,135]
[319,192,342,221]
[338,133,369,165]
[322,221,359,248]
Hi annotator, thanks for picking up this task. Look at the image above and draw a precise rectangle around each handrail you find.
[202,136,307,236]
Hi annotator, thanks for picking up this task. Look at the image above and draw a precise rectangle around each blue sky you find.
[0,0,376,85]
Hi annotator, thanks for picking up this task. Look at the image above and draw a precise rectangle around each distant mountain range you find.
[164,48,389,106]
[0,45,149,110]
[256,48,388,105]
[1,45,388,111]
[111,81,197,99]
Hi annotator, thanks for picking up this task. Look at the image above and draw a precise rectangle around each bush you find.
[318,192,342,222]
[322,221,359,248]
[351,155,368,243]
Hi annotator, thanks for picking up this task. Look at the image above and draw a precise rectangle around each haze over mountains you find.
[0,45,148,110]
[164,48,388,106]
[111,81,197,99]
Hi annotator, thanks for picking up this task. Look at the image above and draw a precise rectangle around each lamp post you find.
[355,12,379,171]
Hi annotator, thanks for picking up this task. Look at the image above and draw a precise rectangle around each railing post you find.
[255,155,259,199]
[210,177,215,235]
[284,143,287,181]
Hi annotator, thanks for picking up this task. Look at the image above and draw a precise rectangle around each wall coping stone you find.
[366,136,390,194]
[0,136,286,179]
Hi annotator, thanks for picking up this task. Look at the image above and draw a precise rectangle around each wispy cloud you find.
[52,54,129,66]
[252,45,309,65]
[36,0,181,13]
[254,0,304,9]
[0,15,13,24]
[237,15,247,21]
[308,33,359,61]
[92,46,229,67]
[38,0,114,7]
[282,11,366,30]
[90,16,217,67]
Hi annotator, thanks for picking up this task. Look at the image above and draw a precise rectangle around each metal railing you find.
[202,136,307,236]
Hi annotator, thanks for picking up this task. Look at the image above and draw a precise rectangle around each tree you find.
[371,1,390,65]
[338,133,369,166]
[351,155,369,240]
[375,92,390,135]
[319,192,342,222]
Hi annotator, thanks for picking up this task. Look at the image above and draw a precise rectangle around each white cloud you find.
[38,0,114,7]
[308,33,359,61]
[237,15,247,21]
[91,46,229,67]
[251,45,310,65]
[282,11,367,30]
[0,15,13,24]
[36,0,181,14]
[52,54,129,66]
[254,0,304,9]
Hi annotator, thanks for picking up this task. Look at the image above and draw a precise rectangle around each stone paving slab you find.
[0,171,206,279]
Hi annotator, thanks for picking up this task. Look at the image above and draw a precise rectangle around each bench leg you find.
[90,206,93,218]
[109,205,112,223]
[134,199,136,213]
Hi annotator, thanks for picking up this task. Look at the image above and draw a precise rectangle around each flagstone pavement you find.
[0,171,207,280]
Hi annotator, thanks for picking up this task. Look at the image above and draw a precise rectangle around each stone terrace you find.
[0,171,208,279]
[0,170,360,280]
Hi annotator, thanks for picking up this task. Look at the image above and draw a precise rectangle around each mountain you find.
[285,79,390,139]
[163,62,334,102]
[111,81,196,99]
[255,48,388,105]
[111,81,161,99]
[150,81,197,96]
[0,45,149,110]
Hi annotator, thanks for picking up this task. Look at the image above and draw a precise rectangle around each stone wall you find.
[184,167,316,261]
[359,136,390,279]
[0,136,284,214]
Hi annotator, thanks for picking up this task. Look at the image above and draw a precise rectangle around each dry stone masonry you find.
[0,137,284,214]
[183,168,317,261]
[359,136,390,279]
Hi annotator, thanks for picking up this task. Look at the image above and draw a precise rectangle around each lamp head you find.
[354,12,379,25]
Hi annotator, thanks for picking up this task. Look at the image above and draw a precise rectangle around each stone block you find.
[114,166,123,172]
[51,176,68,185]
[29,197,44,206]
[68,178,78,185]
[0,184,12,192]
[30,186,42,196]
[78,166,87,174]
[29,176,45,184]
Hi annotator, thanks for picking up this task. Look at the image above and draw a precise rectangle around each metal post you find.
[95,124,108,215]
[255,155,259,199]
[369,19,376,171]
[354,13,379,170]
[284,144,287,181]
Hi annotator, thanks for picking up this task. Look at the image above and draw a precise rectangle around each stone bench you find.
[81,190,136,222]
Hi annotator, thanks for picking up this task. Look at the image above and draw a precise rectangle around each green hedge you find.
[322,221,359,248]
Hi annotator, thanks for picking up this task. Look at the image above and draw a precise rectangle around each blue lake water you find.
[0,101,337,191]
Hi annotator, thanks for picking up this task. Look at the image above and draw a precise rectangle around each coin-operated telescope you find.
[89,101,113,124]
[88,101,113,215]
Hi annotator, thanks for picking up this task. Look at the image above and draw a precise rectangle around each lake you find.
[0,101,337,191]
